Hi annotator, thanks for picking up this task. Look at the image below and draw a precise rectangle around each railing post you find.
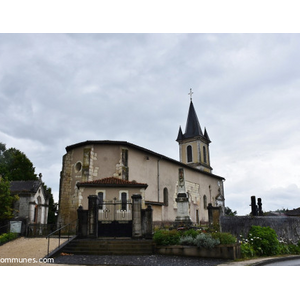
[58,228,61,248]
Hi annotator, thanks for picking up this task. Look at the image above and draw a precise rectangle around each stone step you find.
[59,239,154,255]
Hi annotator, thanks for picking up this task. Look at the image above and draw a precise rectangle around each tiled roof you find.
[77,177,148,188]
[10,180,41,194]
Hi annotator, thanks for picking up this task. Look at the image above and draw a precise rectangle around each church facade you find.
[57,92,225,227]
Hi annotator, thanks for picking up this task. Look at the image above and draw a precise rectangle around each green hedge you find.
[240,225,300,258]
[0,232,18,245]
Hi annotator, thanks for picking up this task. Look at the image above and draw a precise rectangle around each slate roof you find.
[176,101,211,143]
[66,140,225,180]
[10,180,41,194]
[77,177,148,188]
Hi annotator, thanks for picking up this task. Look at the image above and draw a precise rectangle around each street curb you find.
[251,255,300,266]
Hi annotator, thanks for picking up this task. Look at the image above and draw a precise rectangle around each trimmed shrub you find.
[153,229,181,246]
[211,232,237,245]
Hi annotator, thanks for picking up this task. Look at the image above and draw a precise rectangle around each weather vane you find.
[188,88,193,101]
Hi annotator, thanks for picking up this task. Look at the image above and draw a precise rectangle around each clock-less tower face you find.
[176,91,212,173]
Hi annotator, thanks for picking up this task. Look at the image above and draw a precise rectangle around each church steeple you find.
[176,89,212,173]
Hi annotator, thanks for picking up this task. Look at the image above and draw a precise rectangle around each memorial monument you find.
[174,168,192,227]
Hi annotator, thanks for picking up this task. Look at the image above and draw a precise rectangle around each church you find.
[57,90,225,229]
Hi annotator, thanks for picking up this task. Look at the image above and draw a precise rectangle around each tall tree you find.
[0,143,37,181]
[0,176,18,221]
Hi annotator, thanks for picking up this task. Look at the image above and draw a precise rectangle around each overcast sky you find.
[1,33,300,215]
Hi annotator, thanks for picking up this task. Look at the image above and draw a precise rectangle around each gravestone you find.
[10,221,22,234]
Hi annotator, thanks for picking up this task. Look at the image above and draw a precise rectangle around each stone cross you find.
[188,88,193,101]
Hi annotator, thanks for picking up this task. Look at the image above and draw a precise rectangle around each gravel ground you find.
[53,254,229,266]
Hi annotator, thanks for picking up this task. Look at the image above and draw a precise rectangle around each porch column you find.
[131,194,142,238]
[88,195,98,238]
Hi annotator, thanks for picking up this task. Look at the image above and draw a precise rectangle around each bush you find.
[194,233,220,249]
[179,236,195,246]
[0,232,18,245]
[240,243,256,258]
[248,226,280,256]
[153,229,181,246]
[211,232,236,245]
[181,229,199,238]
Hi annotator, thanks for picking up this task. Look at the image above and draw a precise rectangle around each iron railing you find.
[27,224,57,237]
[45,220,78,256]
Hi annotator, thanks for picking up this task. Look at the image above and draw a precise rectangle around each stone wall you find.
[220,216,300,243]
[155,244,241,260]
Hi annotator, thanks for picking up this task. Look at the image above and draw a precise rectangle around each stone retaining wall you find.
[155,244,241,260]
[220,216,300,243]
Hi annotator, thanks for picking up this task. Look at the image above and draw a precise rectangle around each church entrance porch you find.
[77,194,153,239]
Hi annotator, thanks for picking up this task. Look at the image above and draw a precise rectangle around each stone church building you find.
[57,92,225,228]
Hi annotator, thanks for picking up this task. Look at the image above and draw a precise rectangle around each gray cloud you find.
[1,33,300,215]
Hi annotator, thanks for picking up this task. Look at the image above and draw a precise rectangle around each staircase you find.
[57,238,155,256]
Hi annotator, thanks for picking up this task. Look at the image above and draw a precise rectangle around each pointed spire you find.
[176,126,184,142]
[204,127,211,143]
[184,100,203,138]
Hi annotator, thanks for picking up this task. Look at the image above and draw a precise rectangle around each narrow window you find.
[98,192,104,210]
[163,187,169,206]
[121,192,127,211]
[203,195,207,209]
[203,146,207,163]
[187,145,193,163]
[122,149,128,167]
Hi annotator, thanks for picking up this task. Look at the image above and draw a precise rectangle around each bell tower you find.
[176,88,212,173]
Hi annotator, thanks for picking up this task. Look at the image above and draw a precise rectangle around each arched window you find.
[98,192,104,210]
[187,145,193,163]
[121,192,127,211]
[163,187,169,206]
[203,146,207,163]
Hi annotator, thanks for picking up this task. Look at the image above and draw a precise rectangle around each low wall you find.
[220,216,300,243]
[155,244,241,260]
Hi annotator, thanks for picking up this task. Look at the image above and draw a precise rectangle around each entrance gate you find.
[98,200,132,237]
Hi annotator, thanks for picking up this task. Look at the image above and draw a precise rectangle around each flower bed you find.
[153,228,241,259]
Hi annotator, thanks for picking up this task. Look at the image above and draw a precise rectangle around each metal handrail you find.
[46,219,78,256]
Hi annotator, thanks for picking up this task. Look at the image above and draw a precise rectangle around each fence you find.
[27,224,58,237]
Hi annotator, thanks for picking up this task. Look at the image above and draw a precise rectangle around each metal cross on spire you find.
[188,88,193,101]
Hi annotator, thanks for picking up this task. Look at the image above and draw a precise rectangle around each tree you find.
[43,184,57,224]
[0,176,18,221]
[0,143,37,181]
[225,206,237,216]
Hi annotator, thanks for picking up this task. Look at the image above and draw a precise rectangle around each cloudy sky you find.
[1,33,300,215]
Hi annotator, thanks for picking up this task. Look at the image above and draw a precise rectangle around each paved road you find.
[54,254,229,266]
[259,258,300,266]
